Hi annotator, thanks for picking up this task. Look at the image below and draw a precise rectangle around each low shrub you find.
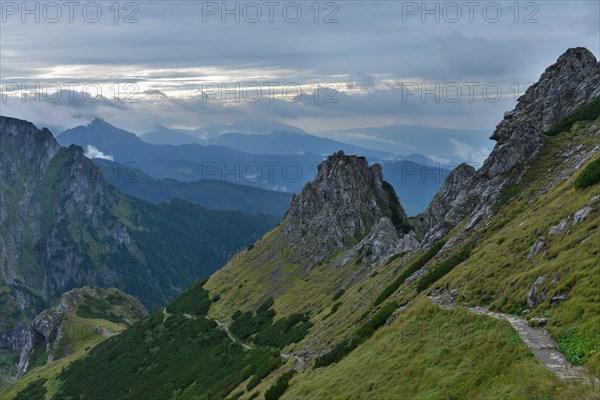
[374,241,446,306]
[332,289,346,301]
[315,301,398,368]
[416,248,471,292]
[265,370,295,400]
[574,156,600,189]
[544,96,600,136]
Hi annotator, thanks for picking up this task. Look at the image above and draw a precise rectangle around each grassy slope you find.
[432,121,600,375]
[18,282,291,400]
[2,289,145,400]
[208,119,600,399]
[284,298,571,400]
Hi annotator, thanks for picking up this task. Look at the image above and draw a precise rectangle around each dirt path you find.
[206,316,306,370]
[281,353,305,371]
[428,296,596,384]
[209,317,253,350]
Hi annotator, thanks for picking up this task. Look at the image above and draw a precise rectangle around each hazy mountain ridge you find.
[93,158,292,217]
[60,120,449,214]
[57,119,324,193]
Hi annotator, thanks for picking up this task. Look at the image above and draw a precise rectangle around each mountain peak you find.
[491,47,599,144]
[555,47,597,68]
[416,47,600,243]
[283,151,411,262]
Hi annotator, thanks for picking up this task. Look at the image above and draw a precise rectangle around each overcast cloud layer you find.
[1,1,598,161]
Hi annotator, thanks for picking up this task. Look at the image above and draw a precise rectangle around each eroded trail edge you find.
[427,296,597,384]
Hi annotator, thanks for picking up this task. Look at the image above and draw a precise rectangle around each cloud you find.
[1,1,597,156]
[450,138,491,164]
[427,155,451,164]
[85,145,113,161]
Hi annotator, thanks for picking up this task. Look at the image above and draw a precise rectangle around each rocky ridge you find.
[283,150,414,264]
[16,286,147,377]
[414,47,600,244]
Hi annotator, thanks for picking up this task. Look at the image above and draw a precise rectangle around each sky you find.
[1,0,599,161]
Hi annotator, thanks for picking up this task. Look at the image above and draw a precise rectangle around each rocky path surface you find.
[428,297,597,384]
[281,353,305,371]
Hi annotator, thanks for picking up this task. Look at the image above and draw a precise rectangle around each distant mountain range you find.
[140,127,206,145]
[57,119,324,193]
[317,124,492,165]
[142,128,399,160]
[206,131,398,160]
[57,119,448,214]
[94,159,292,217]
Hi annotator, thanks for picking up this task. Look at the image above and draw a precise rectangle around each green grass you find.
[374,241,446,306]
[416,248,472,292]
[314,301,398,368]
[286,299,591,400]
[13,378,47,400]
[544,96,600,136]
[437,117,600,377]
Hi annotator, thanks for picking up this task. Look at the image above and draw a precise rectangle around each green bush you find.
[52,286,283,400]
[557,327,599,365]
[315,301,398,368]
[332,289,345,301]
[229,298,312,349]
[165,280,212,316]
[544,96,600,136]
[324,302,341,319]
[574,156,600,189]
[254,313,313,348]
[265,370,295,400]
[246,357,283,391]
[230,298,277,341]
[382,181,413,234]
[416,248,471,292]
[374,241,446,306]
[14,378,47,400]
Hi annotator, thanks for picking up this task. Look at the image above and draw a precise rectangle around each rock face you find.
[411,163,476,241]
[17,286,147,377]
[0,117,128,292]
[527,276,548,309]
[415,47,600,243]
[283,151,413,263]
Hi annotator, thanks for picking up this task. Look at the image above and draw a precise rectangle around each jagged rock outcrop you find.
[17,286,147,377]
[411,163,476,240]
[283,151,413,263]
[416,47,600,243]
